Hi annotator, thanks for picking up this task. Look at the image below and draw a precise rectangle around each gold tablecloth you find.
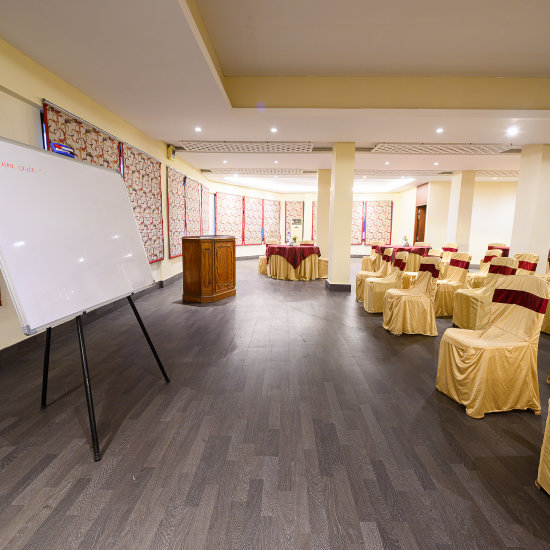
[268,254,319,281]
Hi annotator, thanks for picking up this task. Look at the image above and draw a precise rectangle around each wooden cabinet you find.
[181,236,236,303]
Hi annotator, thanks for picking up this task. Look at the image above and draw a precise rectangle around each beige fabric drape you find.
[382,257,441,336]
[356,248,393,302]
[318,257,328,279]
[258,255,267,275]
[467,249,503,288]
[268,254,319,281]
[538,399,550,493]
[364,252,409,313]
[435,253,472,316]
[436,275,548,418]
[513,253,539,275]
[453,257,519,330]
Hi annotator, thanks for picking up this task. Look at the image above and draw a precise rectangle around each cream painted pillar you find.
[510,144,550,274]
[316,169,331,255]
[327,143,355,290]
[446,170,475,252]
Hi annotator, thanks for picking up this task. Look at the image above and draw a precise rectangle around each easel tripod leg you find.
[41,327,51,409]
[127,296,170,383]
[75,316,101,462]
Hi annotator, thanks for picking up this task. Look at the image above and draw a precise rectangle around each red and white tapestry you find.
[244,197,263,245]
[365,200,393,245]
[185,177,201,237]
[43,102,120,171]
[122,144,164,263]
[285,201,304,240]
[351,201,364,244]
[312,201,318,242]
[216,192,243,243]
[263,199,281,242]
[166,167,186,258]
[201,185,210,235]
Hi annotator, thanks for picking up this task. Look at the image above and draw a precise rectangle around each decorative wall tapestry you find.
[312,201,318,243]
[244,197,263,245]
[185,177,201,237]
[216,192,243,243]
[351,201,364,244]
[285,201,304,239]
[122,144,164,263]
[201,185,209,235]
[365,200,393,245]
[166,167,186,258]
[263,199,281,243]
[43,102,120,171]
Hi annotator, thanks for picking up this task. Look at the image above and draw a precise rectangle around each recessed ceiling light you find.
[492,177,497,180]
[436,128,444,134]
[362,176,367,179]
[233,173,239,178]
[434,162,439,166]
[274,175,278,178]
[400,176,405,179]
[222,160,228,164]
[385,161,390,165]
[270,127,278,133]
[274,160,279,164]
[194,126,202,133]
[506,125,519,137]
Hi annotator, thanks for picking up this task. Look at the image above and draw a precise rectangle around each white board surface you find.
[0,137,154,335]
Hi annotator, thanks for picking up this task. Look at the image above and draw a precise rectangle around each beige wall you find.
[425,181,451,249]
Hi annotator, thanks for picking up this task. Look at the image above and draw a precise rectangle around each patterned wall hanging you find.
[216,192,243,244]
[263,199,281,243]
[185,176,201,236]
[121,144,164,263]
[244,197,263,245]
[365,200,393,245]
[166,167,186,258]
[201,185,210,235]
[351,201,364,244]
[285,201,304,239]
[43,102,120,171]
[312,201,318,243]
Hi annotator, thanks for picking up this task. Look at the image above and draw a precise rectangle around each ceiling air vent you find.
[477,170,519,177]
[371,143,513,155]
[177,141,313,153]
[204,168,304,175]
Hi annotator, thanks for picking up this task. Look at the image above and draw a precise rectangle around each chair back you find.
[480,249,503,272]
[488,242,508,248]
[380,247,394,277]
[300,240,314,245]
[444,253,472,284]
[428,248,443,258]
[514,253,539,275]
[486,275,548,341]
[392,251,409,272]
[413,257,441,298]
[442,243,458,262]
[485,257,519,287]
[414,241,430,246]
[265,240,280,245]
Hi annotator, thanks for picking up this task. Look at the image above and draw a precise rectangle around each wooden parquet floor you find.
[0,258,549,549]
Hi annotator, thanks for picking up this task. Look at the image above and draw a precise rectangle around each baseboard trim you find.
[325,281,352,292]
[236,255,260,260]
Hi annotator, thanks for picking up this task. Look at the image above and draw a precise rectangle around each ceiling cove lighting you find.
[436,128,444,134]
[270,127,278,133]
[194,126,202,133]
[506,125,519,137]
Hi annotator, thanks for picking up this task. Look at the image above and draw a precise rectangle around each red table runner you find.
[266,244,321,268]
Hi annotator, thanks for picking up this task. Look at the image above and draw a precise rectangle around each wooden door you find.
[414,205,427,243]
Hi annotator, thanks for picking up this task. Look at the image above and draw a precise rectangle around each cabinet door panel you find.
[215,242,235,291]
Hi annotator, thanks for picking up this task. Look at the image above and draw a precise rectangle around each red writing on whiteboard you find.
[0,161,41,173]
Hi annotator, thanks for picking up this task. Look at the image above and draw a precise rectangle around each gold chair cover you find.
[435,253,472,316]
[356,248,393,302]
[268,254,319,281]
[440,243,459,278]
[364,251,409,313]
[258,255,267,275]
[382,257,441,336]
[537,399,550,494]
[361,250,378,271]
[318,257,328,279]
[452,257,519,330]
[436,275,548,418]
[467,249,503,289]
[414,241,430,246]
[513,253,539,275]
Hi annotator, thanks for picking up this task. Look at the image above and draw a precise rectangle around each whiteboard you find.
[0,137,154,335]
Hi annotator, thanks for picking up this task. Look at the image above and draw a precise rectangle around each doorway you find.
[414,205,427,243]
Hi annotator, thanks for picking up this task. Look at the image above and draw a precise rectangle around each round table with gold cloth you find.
[268,253,319,280]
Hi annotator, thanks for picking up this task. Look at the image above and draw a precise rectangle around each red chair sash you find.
[393,258,406,271]
[382,254,392,262]
[488,264,517,276]
[450,259,470,270]
[488,245,509,257]
[518,261,537,272]
[482,255,497,264]
[492,288,548,313]
[419,264,440,278]
[442,247,458,252]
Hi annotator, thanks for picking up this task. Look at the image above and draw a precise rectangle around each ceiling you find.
[1,0,550,193]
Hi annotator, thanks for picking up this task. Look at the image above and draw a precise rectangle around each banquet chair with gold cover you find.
[300,240,315,245]
[258,240,280,275]
[414,242,430,246]
[428,249,443,258]
[318,257,328,279]
[466,249,503,288]
[452,257,519,330]
[514,253,539,275]
[361,241,385,271]
[382,257,441,336]
[435,252,472,316]
[536,399,550,494]
[364,251,409,313]
[436,275,548,418]
[440,243,458,278]
[356,247,393,302]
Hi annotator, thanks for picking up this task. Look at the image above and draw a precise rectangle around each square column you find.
[316,169,331,255]
[510,144,550,273]
[446,170,475,252]
[326,142,355,291]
